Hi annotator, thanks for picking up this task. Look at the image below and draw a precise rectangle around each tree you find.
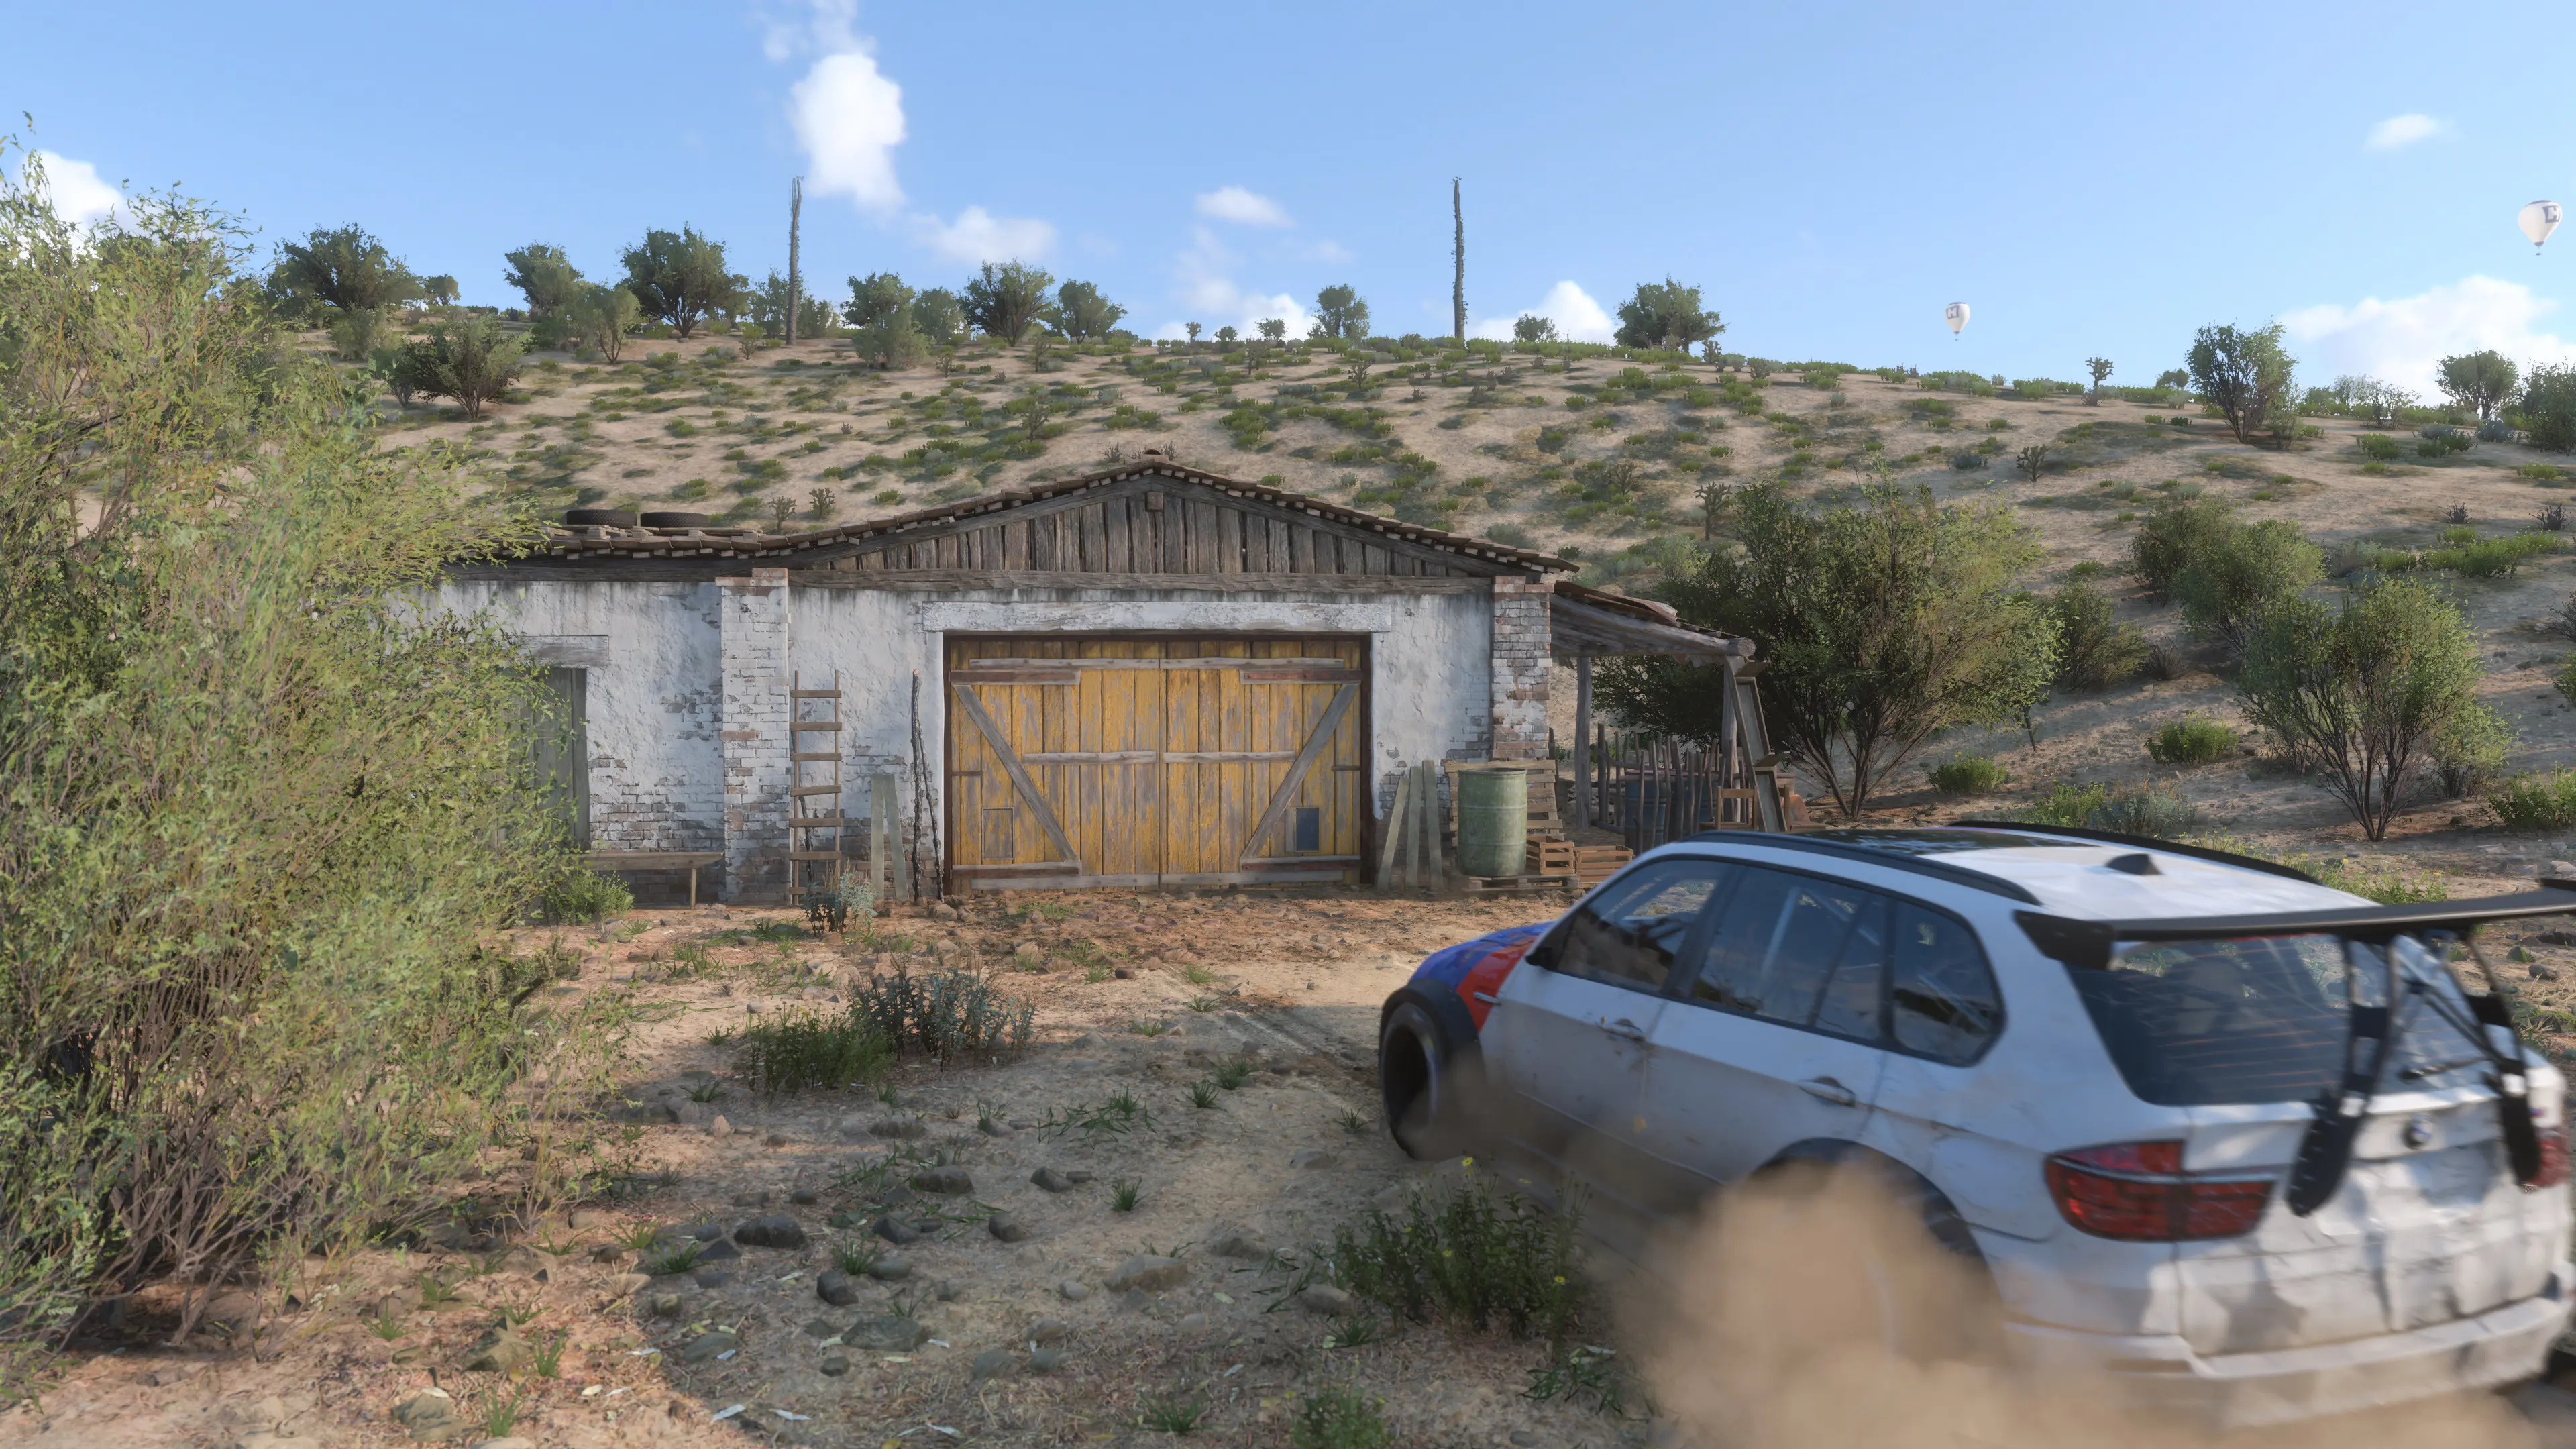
[2346,376,2414,428]
[1215,325,1238,350]
[396,315,525,421]
[912,288,965,350]
[369,345,417,408]
[1054,280,1125,341]
[2015,443,2049,482]
[618,225,745,339]
[568,282,639,362]
[1597,482,2057,817]
[2438,350,2520,421]
[1513,314,1558,344]
[750,270,834,338]
[2237,577,2484,841]
[960,260,1055,345]
[2154,368,2190,391]
[1309,284,1369,340]
[422,274,458,307]
[1450,177,1466,345]
[841,272,918,370]
[2184,322,2296,445]
[1185,321,1203,347]
[1613,277,1723,352]
[269,223,422,317]
[2523,364,2576,451]
[1258,318,1287,343]
[2174,517,2323,652]
[502,244,582,316]
[2085,356,2113,402]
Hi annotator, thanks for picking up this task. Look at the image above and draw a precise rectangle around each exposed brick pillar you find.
[719,568,791,901]
[1489,576,1552,761]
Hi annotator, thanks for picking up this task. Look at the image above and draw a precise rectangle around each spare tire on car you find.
[639,511,710,529]
[564,508,637,527]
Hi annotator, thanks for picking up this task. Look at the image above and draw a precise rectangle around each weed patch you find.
[731,1009,894,1095]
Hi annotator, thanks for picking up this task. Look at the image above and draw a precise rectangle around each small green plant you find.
[1331,1179,1585,1344]
[731,1007,895,1096]
[1925,755,2008,796]
[683,1079,726,1103]
[1085,964,1113,984]
[613,1220,661,1252]
[2490,770,2576,833]
[641,1239,704,1277]
[1181,963,1218,986]
[476,1388,525,1439]
[1185,996,1220,1012]
[415,1275,460,1307]
[1291,1383,1391,1449]
[531,1329,568,1378]
[2146,716,2238,765]
[366,1309,407,1340]
[1139,1391,1208,1434]
[2357,433,2403,461]
[847,965,1038,1065]
[1130,1018,1171,1037]
[1038,1091,1153,1138]
[539,865,632,924]
[2017,782,2202,839]
[831,1238,883,1276]
[1337,1110,1373,1136]
[1189,1080,1220,1110]
[495,1298,538,1327]
[1111,1177,1143,1212]
[1524,1344,1637,1418]
[1213,1059,1252,1091]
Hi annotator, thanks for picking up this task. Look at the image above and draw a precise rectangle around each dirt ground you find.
[10,885,2576,1449]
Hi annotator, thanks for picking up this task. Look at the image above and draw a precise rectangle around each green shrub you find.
[2518,463,2565,482]
[2432,702,2514,798]
[2017,782,2203,838]
[1330,1179,1582,1343]
[1292,1384,1391,1449]
[2424,533,2553,578]
[2174,518,2323,648]
[2357,433,2403,461]
[847,966,1036,1064]
[2489,771,2576,832]
[2146,716,2237,765]
[539,866,632,923]
[2522,364,2576,451]
[1927,755,2009,795]
[2049,582,2149,691]
[732,1010,894,1096]
[2131,498,2236,596]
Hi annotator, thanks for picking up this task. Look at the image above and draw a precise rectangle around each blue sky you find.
[14,1,2576,393]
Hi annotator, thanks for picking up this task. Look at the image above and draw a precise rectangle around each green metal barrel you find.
[1454,765,1529,879]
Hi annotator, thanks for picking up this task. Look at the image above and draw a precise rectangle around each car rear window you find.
[2068,934,2493,1106]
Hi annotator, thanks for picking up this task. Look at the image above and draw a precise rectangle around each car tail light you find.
[2530,1121,2570,1190]
[2045,1140,2274,1241]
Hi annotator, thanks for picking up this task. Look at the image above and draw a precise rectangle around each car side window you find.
[1690,867,1888,1037]
[1890,902,2004,1063]
[1548,859,1731,993]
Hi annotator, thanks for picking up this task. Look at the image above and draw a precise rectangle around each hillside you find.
[356,327,2576,873]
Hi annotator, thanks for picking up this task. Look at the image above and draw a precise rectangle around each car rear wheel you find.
[1379,1000,1477,1160]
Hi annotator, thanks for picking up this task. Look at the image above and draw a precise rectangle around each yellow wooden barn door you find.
[945,636,1363,889]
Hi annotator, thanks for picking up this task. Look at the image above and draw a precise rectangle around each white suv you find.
[1377,825,2574,1427]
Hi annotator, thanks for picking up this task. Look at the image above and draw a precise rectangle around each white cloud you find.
[1467,280,1617,344]
[1285,238,1353,264]
[773,1,1055,262]
[791,49,906,212]
[1160,225,1311,338]
[31,150,122,228]
[1194,186,1291,228]
[2365,113,2450,150]
[914,205,1056,265]
[2281,274,2576,395]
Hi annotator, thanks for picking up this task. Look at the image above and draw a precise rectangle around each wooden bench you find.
[586,851,724,907]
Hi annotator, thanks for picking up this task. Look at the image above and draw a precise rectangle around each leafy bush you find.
[2174,519,2322,649]
[2146,716,2238,765]
[1947,450,1987,470]
[2016,782,2203,838]
[1329,1179,1582,1343]
[731,1008,894,1095]
[2131,499,2236,596]
[2522,364,2576,452]
[1292,1384,1391,1449]
[2424,533,2552,578]
[2357,433,2402,461]
[2489,771,2576,833]
[539,867,632,924]
[2481,419,2519,443]
[1927,755,2008,795]
[2432,702,2513,798]
[2049,582,2148,690]
[0,170,587,1361]
[847,966,1035,1065]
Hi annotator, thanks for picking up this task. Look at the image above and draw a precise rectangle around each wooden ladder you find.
[1721,655,1788,833]
[786,672,846,901]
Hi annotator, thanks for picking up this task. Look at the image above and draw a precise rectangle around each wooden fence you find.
[1563,725,1768,851]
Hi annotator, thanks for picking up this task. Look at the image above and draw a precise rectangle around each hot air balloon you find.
[1944,302,1969,339]
[2522,201,2563,253]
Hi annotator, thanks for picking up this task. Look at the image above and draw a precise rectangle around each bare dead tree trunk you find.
[786,176,802,346]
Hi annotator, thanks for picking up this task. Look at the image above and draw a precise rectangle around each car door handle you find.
[1798,1076,1858,1107]
[1602,1018,1648,1042]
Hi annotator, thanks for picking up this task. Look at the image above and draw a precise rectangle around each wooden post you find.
[1572,655,1593,829]
[1377,768,1413,890]
[1416,761,1438,886]
[869,773,898,900]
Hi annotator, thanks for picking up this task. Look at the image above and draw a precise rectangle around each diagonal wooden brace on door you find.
[1237,683,1358,867]
[951,684,1081,867]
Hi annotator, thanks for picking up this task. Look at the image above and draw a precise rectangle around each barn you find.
[435,451,1764,902]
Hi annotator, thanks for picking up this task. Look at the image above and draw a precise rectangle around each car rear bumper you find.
[2000,1263,2574,1428]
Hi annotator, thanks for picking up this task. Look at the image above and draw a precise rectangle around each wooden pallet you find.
[1463,872,1576,895]
[1528,839,1630,887]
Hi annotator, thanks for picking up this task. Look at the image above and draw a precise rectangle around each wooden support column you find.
[1572,654,1593,829]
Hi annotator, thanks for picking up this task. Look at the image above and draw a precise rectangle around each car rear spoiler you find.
[2015,888,2576,972]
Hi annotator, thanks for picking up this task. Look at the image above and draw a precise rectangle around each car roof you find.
[1667,826,2371,920]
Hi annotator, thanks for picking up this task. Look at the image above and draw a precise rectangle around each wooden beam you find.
[1237,683,1358,868]
[949,684,1081,868]
[793,570,1491,594]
